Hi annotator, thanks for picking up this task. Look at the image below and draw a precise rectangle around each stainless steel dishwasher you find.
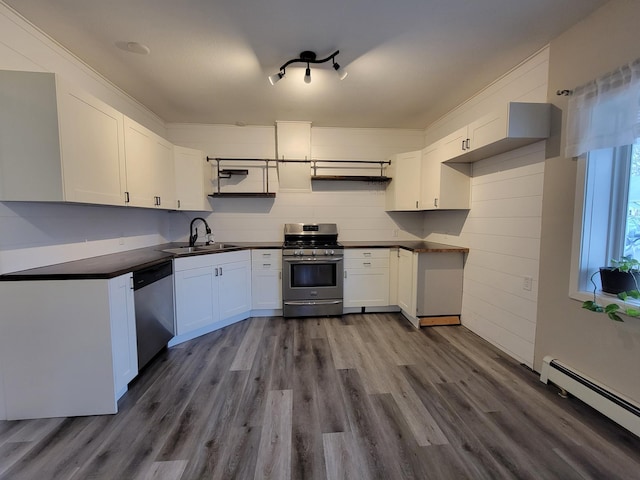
[132,260,175,370]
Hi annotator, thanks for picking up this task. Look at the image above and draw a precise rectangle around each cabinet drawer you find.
[344,248,390,260]
[175,249,250,272]
[345,257,389,269]
[251,249,282,269]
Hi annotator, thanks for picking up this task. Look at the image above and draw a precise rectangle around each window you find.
[567,57,640,298]
[575,141,640,294]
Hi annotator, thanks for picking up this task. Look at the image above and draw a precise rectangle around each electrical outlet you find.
[523,276,533,291]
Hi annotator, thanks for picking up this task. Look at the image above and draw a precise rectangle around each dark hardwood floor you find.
[1,313,639,479]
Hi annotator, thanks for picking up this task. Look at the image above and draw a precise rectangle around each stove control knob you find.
[329,250,334,255]
[295,250,302,256]
[312,249,317,256]
[324,249,329,255]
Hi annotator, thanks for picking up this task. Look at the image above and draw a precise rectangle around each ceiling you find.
[4,0,607,129]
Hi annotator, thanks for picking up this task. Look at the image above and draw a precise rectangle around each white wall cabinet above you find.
[420,144,471,210]
[438,102,551,163]
[385,150,423,211]
[174,145,211,211]
[124,117,176,208]
[386,148,470,211]
[0,70,128,205]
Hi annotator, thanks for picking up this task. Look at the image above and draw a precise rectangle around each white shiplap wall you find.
[166,124,426,243]
[460,143,544,366]
[425,47,549,367]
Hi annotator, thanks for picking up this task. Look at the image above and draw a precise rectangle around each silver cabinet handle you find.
[219,266,223,276]
[465,138,470,149]
[461,139,466,151]
[124,191,130,203]
[215,267,219,276]
[434,198,438,208]
[177,199,181,208]
[363,262,371,267]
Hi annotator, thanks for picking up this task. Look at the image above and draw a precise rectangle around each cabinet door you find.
[154,136,176,208]
[386,151,422,211]
[174,145,209,211]
[420,143,441,209]
[344,268,390,307]
[397,249,416,315]
[218,260,252,320]
[124,117,157,207]
[108,273,138,394]
[438,126,468,163]
[175,266,217,335]
[467,109,506,152]
[57,78,127,206]
[251,268,282,309]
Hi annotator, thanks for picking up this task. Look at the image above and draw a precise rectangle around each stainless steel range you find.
[282,223,344,317]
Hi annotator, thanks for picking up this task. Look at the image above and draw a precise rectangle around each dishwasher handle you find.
[132,261,173,291]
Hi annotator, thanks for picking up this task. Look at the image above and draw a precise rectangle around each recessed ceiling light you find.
[116,41,150,55]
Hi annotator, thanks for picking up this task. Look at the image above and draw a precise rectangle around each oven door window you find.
[290,263,337,288]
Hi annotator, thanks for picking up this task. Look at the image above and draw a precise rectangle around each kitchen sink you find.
[161,243,238,255]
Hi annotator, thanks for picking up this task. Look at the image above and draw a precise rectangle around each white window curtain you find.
[565,57,640,158]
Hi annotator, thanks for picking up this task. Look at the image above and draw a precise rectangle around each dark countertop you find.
[0,240,467,281]
[341,241,469,253]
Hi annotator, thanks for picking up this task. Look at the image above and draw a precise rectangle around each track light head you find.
[333,61,348,80]
[268,71,285,85]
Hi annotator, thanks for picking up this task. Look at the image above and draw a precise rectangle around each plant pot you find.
[599,267,640,294]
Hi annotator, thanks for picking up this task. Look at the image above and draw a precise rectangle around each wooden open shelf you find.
[208,192,276,198]
[311,175,391,183]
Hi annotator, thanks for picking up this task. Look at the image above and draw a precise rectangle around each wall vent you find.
[540,356,640,437]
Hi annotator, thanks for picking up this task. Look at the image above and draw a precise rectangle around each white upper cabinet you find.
[438,102,551,163]
[385,150,422,211]
[174,145,211,211]
[0,70,127,205]
[124,117,176,208]
[420,144,471,210]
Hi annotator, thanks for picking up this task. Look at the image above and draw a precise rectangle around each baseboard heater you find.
[540,356,640,437]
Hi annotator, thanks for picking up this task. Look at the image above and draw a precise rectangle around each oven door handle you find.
[283,257,343,263]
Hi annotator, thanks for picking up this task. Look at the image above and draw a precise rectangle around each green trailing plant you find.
[582,256,640,321]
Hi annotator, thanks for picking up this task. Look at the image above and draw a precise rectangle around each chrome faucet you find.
[189,217,212,247]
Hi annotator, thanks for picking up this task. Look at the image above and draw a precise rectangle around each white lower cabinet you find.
[173,250,251,342]
[251,249,282,311]
[397,248,419,327]
[0,273,137,419]
[344,249,390,308]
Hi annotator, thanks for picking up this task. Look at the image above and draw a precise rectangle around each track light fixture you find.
[268,50,347,85]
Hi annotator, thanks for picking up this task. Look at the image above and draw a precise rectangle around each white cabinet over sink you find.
[174,145,211,211]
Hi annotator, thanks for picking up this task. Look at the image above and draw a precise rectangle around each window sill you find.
[570,289,640,328]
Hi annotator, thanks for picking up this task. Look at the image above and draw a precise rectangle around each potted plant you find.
[583,256,640,321]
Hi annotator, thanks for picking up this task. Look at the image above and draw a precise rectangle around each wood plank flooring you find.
[1,313,639,479]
